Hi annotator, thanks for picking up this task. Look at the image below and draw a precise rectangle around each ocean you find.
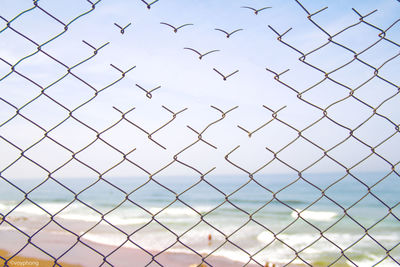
[0,172,399,266]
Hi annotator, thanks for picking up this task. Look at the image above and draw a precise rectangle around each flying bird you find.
[241,6,272,15]
[114,22,131,34]
[160,22,193,33]
[214,28,243,38]
[135,84,161,99]
[141,0,159,9]
[184,47,220,60]
[213,68,239,81]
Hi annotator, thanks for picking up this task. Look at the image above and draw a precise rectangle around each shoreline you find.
[0,214,353,266]
[0,216,265,267]
[0,214,356,266]
[0,235,262,267]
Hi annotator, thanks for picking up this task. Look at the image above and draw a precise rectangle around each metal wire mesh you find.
[0,0,399,266]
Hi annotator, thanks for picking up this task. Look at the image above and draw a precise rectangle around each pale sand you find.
[0,230,259,266]
[0,216,268,266]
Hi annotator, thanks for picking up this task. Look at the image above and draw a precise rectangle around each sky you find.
[0,0,399,179]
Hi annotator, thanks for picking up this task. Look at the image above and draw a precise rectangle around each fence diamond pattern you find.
[0,0,399,266]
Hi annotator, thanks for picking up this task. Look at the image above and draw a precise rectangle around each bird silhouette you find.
[135,84,161,99]
[141,0,159,9]
[213,68,239,81]
[160,22,193,33]
[114,22,131,34]
[214,28,243,38]
[241,6,272,15]
[184,47,220,60]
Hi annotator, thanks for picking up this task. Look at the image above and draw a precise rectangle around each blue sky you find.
[0,0,399,179]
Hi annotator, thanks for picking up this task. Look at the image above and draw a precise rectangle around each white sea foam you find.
[105,216,151,225]
[1,201,72,216]
[58,213,101,222]
[58,213,152,225]
[349,255,400,267]
[278,233,337,252]
[324,232,400,250]
[12,204,48,216]
[6,201,214,225]
[2,201,213,222]
[39,202,71,213]
[80,228,400,267]
[257,231,275,244]
[259,231,400,258]
[82,232,130,247]
[0,202,8,210]
[0,203,16,216]
[291,209,337,221]
[82,231,176,251]
[60,205,214,225]
[148,206,212,217]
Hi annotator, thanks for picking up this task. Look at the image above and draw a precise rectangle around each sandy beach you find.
[0,243,259,267]
[0,236,261,267]
[0,215,266,267]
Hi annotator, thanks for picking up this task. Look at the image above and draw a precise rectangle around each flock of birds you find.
[113,2,272,92]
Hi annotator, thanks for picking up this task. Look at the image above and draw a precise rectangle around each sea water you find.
[0,172,399,266]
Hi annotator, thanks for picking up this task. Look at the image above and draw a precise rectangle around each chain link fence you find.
[0,0,399,266]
